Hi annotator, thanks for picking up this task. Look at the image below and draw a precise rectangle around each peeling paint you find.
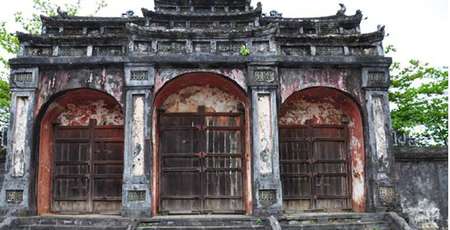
[257,94,273,175]
[279,98,345,125]
[160,86,242,113]
[36,68,124,115]
[279,68,363,104]
[131,96,145,176]
[12,97,29,177]
[155,68,247,94]
[56,100,124,126]
[373,97,389,177]
[279,87,366,212]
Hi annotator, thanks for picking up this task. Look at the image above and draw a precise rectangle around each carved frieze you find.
[10,67,38,89]
[193,41,211,53]
[134,41,153,53]
[248,65,278,86]
[58,46,87,56]
[93,46,123,56]
[128,190,146,202]
[25,46,52,56]
[281,46,310,56]
[362,68,390,89]
[316,46,344,56]
[252,41,270,53]
[216,41,245,55]
[124,64,155,87]
[350,46,379,56]
[254,70,275,83]
[158,41,186,54]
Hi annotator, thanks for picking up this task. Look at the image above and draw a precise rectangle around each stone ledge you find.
[393,146,448,162]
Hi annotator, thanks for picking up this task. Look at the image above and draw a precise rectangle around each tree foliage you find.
[388,51,448,146]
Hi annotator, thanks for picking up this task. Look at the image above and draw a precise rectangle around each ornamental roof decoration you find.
[12,1,389,63]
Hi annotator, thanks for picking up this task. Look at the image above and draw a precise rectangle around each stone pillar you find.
[121,63,154,217]
[362,67,398,211]
[0,68,38,215]
[248,64,282,215]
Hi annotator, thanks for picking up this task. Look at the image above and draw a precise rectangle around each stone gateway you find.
[0,0,413,229]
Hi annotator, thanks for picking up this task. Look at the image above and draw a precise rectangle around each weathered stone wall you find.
[394,147,448,230]
[0,151,5,192]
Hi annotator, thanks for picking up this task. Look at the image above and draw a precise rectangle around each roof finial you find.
[122,10,135,17]
[336,3,346,16]
[269,10,282,18]
[56,6,69,18]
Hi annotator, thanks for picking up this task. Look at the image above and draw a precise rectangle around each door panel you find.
[280,125,351,212]
[159,112,244,214]
[52,122,123,214]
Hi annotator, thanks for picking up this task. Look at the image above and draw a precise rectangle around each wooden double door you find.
[52,120,124,214]
[279,125,352,212]
[158,110,245,214]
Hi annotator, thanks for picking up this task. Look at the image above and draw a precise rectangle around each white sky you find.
[0,0,448,67]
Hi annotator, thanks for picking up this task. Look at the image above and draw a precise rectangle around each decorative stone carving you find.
[58,46,87,56]
[255,70,275,83]
[252,41,270,53]
[93,46,123,56]
[216,41,245,54]
[362,68,390,88]
[350,46,378,56]
[6,190,23,204]
[281,46,310,56]
[25,46,52,56]
[259,189,277,207]
[158,41,186,54]
[316,46,344,56]
[128,190,146,202]
[368,72,388,85]
[378,186,395,206]
[134,41,153,53]
[130,71,149,81]
[12,73,33,83]
[193,41,211,53]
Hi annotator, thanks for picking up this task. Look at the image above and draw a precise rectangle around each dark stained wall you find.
[394,147,448,230]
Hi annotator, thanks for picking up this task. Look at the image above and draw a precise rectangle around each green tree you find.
[0,0,107,128]
[388,46,448,146]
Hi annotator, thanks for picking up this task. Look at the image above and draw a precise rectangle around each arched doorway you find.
[279,87,365,213]
[152,73,252,215]
[37,89,124,215]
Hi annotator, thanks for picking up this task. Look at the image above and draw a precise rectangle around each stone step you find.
[7,216,132,230]
[137,224,267,230]
[137,216,270,230]
[281,221,391,230]
[12,216,130,226]
[13,225,128,230]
